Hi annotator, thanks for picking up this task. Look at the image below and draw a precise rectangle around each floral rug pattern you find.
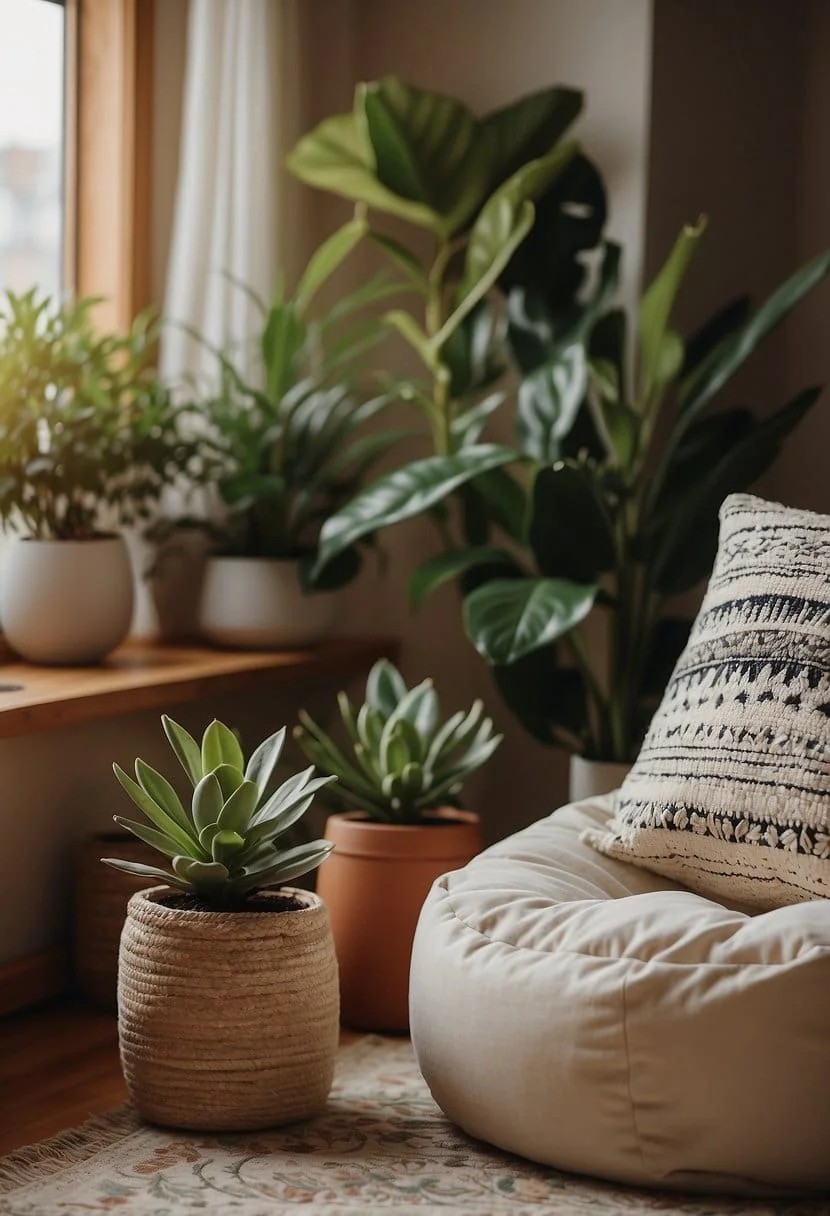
[0,1037,826,1215]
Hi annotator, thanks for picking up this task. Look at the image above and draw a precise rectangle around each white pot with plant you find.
[0,291,197,664]
[294,658,501,1032]
[105,714,338,1131]
[177,224,404,650]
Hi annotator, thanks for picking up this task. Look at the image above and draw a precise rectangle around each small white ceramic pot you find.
[1,535,134,664]
[199,556,339,649]
[569,756,630,802]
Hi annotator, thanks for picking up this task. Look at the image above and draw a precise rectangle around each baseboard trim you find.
[0,948,71,1017]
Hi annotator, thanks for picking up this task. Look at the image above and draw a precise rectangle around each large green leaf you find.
[529,463,615,582]
[261,303,305,403]
[201,721,244,775]
[483,87,583,188]
[112,764,197,856]
[313,444,515,576]
[285,112,440,231]
[651,387,821,594]
[161,716,202,786]
[679,249,830,423]
[493,646,587,743]
[464,576,597,665]
[295,217,369,313]
[440,143,577,349]
[409,546,518,608]
[516,341,587,461]
[361,77,492,236]
[638,217,706,406]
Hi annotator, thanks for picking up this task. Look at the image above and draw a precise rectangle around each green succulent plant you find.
[294,660,501,825]
[103,716,335,909]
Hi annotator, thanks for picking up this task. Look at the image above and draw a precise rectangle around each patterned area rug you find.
[0,1037,826,1215]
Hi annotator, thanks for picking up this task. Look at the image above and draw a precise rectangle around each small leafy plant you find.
[0,290,196,539]
[177,223,408,589]
[103,716,335,909]
[294,659,501,825]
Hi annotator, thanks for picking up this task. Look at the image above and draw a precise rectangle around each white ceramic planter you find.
[199,556,339,649]
[569,756,630,802]
[1,535,134,664]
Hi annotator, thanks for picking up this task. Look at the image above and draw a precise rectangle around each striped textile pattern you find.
[584,493,830,909]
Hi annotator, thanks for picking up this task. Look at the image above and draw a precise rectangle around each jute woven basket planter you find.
[118,886,339,1131]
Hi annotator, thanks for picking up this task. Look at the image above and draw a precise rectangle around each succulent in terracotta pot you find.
[295,659,501,1031]
[105,714,338,1131]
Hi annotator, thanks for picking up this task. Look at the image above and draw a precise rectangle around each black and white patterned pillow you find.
[585,493,830,909]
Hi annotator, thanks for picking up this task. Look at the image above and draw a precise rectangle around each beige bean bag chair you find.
[409,795,830,1195]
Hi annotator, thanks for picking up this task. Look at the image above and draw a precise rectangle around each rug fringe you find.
[0,1107,138,1194]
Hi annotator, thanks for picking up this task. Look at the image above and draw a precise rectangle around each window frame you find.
[64,0,154,328]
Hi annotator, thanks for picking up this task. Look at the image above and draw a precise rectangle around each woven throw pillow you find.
[584,493,830,909]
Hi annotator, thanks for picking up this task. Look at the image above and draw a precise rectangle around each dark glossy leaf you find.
[516,341,587,461]
[493,647,587,743]
[301,544,362,592]
[652,387,821,594]
[409,546,518,609]
[444,142,577,346]
[466,465,528,543]
[681,295,751,378]
[530,463,615,582]
[680,250,830,421]
[484,87,582,187]
[464,576,597,665]
[499,152,607,322]
[313,444,515,576]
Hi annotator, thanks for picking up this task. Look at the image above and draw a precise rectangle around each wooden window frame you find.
[64,0,155,329]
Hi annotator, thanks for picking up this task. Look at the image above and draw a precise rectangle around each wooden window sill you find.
[0,636,397,740]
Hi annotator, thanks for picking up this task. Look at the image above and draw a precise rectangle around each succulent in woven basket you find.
[104,716,335,909]
[294,659,502,825]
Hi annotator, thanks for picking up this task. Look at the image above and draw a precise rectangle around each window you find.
[0,0,65,298]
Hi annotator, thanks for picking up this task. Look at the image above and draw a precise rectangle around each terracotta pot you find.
[1,535,133,663]
[569,756,630,802]
[317,809,482,1032]
[118,886,339,1130]
[199,556,339,649]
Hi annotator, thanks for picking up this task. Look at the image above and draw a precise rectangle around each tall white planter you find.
[569,756,630,802]
[199,556,338,649]
[1,536,134,664]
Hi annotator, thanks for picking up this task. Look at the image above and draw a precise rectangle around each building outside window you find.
[0,0,65,298]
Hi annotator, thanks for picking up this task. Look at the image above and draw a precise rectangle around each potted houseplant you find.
[289,80,830,794]
[294,658,501,1031]
[104,713,338,1131]
[179,222,405,649]
[0,290,197,664]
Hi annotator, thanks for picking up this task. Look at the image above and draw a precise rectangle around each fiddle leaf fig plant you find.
[103,716,335,909]
[294,659,501,825]
[0,290,197,539]
[287,77,591,574]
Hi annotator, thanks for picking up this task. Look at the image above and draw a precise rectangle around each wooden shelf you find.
[0,637,397,740]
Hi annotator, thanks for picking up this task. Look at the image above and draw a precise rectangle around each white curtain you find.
[160,0,302,386]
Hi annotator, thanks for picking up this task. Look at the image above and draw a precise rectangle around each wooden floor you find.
[0,1000,125,1155]
[0,1000,362,1156]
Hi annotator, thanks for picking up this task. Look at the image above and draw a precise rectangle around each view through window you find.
[0,0,65,298]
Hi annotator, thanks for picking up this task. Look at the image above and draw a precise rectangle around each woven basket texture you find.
[118,886,340,1131]
[74,836,159,1009]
